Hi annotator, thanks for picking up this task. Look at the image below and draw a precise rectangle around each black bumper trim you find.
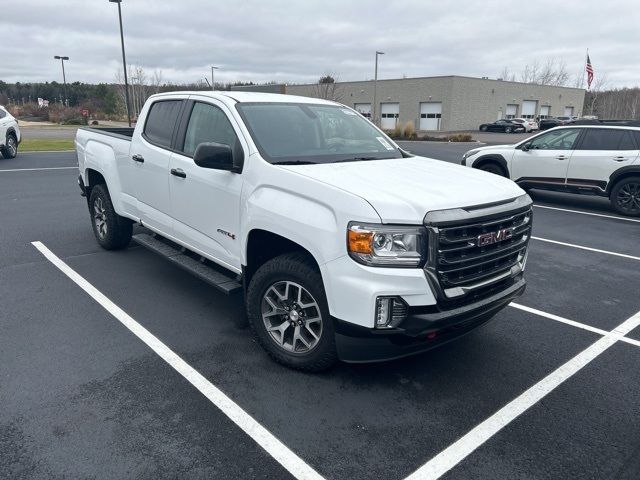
[334,277,526,363]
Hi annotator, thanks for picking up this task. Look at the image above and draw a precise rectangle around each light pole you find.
[109,0,132,127]
[53,56,69,106]
[372,51,384,126]
[211,66,219,91]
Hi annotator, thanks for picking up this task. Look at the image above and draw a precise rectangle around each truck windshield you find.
[235,102,403,164]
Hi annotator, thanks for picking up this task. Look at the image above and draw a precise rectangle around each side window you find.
[182,102,239,157]
[0,109,6,119]
[528,129,580,150]
[578,129,636,150]
[143,100,183,148]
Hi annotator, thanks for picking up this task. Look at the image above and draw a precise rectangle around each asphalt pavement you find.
[1,150,639,480]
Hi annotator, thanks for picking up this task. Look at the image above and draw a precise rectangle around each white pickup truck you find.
[76,91,532,371]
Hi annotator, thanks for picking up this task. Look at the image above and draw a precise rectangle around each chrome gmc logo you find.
[477,228,513,246]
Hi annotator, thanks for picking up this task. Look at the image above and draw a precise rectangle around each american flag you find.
[586,54,594,89]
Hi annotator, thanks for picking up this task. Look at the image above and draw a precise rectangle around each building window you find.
[420,113,442,119]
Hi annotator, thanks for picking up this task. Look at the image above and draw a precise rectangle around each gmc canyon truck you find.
[76,91,532,371]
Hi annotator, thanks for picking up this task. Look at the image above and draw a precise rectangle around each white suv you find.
[0,106,20,159]
[462,125,640,216]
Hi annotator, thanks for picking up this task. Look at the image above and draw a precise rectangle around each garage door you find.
[419,102,442,131]
[522,100,537,119]
[540,105,551,119]
[506,104,518,119]
[564,106,574,117]
[380,103,399,130]
[354,103,371,119]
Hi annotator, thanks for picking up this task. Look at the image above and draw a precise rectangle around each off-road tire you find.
[246,252,338,372]
[88,184,132,250]
[610,176,640,217]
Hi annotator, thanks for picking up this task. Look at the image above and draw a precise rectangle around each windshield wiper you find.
[334,156,382,163]
[272,160,318,165]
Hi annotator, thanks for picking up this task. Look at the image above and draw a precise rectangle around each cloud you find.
[2,0,638,87]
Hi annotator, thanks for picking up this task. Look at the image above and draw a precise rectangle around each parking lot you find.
[1,148,639,479]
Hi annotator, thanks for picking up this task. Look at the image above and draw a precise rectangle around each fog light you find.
[375,296,407,328]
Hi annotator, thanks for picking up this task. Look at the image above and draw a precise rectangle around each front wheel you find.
[2,134,17,159]
[480,125,488,132]
[504,127,512,133]
[246,253,338,371]
[610,177,640,217]
[88,184,133,249]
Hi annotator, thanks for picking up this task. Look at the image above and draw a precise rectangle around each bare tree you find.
[585,73,609,116]
[312,74,344,102]
[115,65,165,119]
[500,58,571,86]
[498,67,516,82]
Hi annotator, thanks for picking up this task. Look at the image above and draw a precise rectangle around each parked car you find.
[0,105,20,159]
[462,125,640,216]
[512,118,538,132]
[75,91,532,371]
[478,119,526,133]
[539,117,571,130]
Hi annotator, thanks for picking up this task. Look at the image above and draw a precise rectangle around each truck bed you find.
[78,126,135,141]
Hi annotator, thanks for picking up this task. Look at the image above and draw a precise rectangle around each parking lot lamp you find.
[373,51,384,126]
[109,0,132,127]
[53,56,69,106]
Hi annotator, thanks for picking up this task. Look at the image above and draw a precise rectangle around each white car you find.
[512,118,538,132]
[0,105,20,159]
[75,91,532,371]
[462,125,640,216]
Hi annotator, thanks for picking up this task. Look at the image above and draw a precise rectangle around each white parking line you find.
[404,307,640,480]
[531,236,640,261]
[534,204,640,224]
[510,303,640,349]
[0,166,77,172]
[31,241,325,480]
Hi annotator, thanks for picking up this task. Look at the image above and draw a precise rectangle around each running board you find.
[132,233,242,295]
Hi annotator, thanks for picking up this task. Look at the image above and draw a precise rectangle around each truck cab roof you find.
[147,90,340,106]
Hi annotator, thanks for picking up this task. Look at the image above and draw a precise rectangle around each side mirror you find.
[193,142,239,172]
[521,143,530,152]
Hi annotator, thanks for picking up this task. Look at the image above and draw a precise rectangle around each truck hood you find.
[280,156,525,223]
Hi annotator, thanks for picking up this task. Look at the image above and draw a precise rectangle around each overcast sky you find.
[3,0,639,88]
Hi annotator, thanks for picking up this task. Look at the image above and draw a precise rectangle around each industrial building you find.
[232,76,585,132]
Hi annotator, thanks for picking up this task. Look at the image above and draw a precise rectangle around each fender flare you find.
[473,154,508,176]
[607,166,640,193]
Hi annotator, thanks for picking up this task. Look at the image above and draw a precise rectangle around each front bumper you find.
[334,276,525,363]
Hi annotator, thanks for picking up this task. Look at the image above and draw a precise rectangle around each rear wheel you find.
[88,184,132,249]
[610,177,640,216]
[478,163,506,177]
[2,133,17,159]
[246,252,338,372]
[504,126,512,133]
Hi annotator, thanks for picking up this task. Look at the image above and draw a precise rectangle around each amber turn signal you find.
[348,229,373,254]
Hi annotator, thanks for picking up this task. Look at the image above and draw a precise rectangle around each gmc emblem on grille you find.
[477,228,514,246]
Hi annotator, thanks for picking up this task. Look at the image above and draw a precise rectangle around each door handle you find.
[556,155,568,160]
[613,156,628,162]
[170,168,186,178]
[132,154,144,163]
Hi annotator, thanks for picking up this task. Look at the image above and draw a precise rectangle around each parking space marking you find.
[32,241,325,480]
[0,166,77,172]
[531,236,640,261]
[534,204,640,224]
[510,303,640,349]
[404,308,640,480]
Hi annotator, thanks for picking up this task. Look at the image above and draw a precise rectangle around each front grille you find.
[425,201,532,301]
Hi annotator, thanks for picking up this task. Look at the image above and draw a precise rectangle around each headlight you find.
[347,223,426,267]
[463,149,481,160]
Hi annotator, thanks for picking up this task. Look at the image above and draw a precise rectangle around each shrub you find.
[392,120,403,139]
[403,121,417,140]
[446,133,473,142]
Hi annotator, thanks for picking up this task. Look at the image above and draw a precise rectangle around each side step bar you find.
[132,233,242,295]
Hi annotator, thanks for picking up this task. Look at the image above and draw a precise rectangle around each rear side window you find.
[578,129,637,150]
[0,109,6,119]
[143,100,183,148]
